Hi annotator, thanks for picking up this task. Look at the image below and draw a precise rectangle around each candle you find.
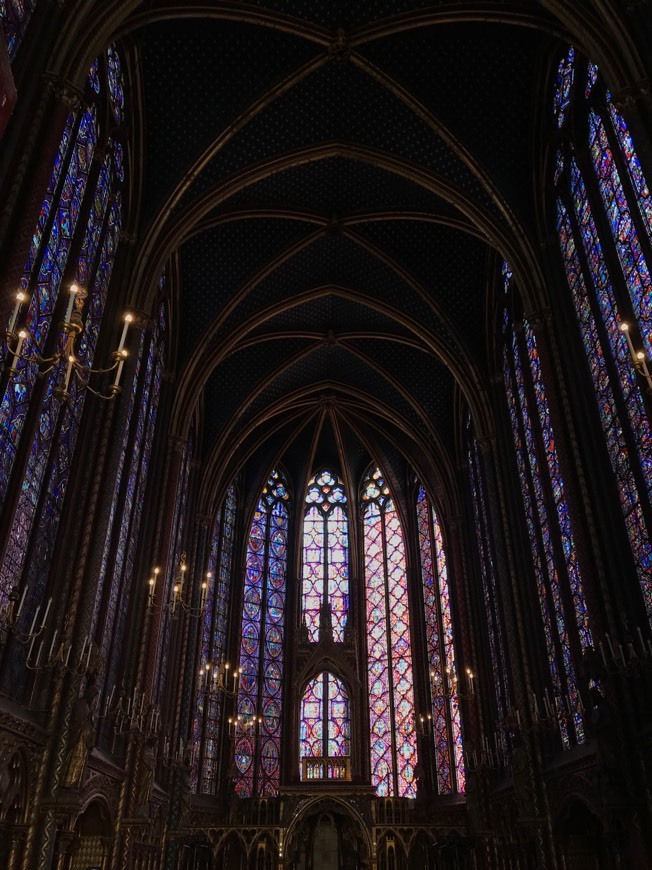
[108,684,115,709]
[48,628,58,660]
[637,627,646,656]
[16,584,28,619]
[28,603,41,637]
[606,633,615,660]
[532,691,539,717]
[116,313,133,353]
[27,633,37,663]
[63,355,74,393]
[35,640,44,668]
[65,644,72,667]
[619,644,626,668]
[8,291,25,334]
[11,329,27,371]
[113,349,127,388]
[620,322,637,363]
[65,285,78,322]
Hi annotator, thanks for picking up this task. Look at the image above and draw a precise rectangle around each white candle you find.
[86,638,92,669]
[599,641,607,667]
[8,291,25,333]
[637,627,645,656]
[620,322,637,363]
[63,355,74,393]
[11,330,27,371]
[65,285,78,322]
[65,644,72,667]
[16,584,28,619]
[116,313,133,353]
[48,628,58,660]
[113,349,127,387]
[606,633,615,659]
[619,644,626,667]
[27,633,37,663]
[35,640,44,668]
[42,597,52,627]
[28,603,41,637]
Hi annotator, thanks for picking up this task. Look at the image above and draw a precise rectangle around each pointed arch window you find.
[553,50,652,624]
[416,485,464,794]
[0,49,128,665]
[301,469,348,642]
[299,672,350,780]
[465,418,510,724]
[502,264,590,746]
[234,469,290,797]
[362,466,416,798]
[193,482,238,794]
[92,291,166,709]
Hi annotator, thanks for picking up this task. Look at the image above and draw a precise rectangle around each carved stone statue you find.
[135,736,157,815]
[62,682,99,789]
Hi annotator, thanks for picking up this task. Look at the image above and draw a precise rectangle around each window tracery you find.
[362,466,416,798]
[553,51,652,624]
[301,469,348,642]
[234,469,290,797]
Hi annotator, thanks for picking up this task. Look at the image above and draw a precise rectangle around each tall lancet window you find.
[301,469,348,642]
[362,466,417,798]
[503,263,590,746]
[234,469,290,797]
[193,482,238,794]
[299,672,350,780]
[0,47,127,657]
[553,48,652,624]
[416,486,465,794]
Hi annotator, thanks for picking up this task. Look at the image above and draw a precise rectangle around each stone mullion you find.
[193,514,213,794]
[405,491,436,796]
[163,514,206,870]
[142,435,185,704]
[445,512,482,773]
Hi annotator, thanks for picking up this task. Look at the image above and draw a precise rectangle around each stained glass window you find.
[553,53,652,624]
[553,46,575,129]
[234,469,290,797]
[299,672,350,775]
[416,486,464,794]
[466,421,510,723]
[0,48,127,640]
[193,483,238,794]
[362,466,417,798]
[92,296,166,707]
[301,469,348,642]
[0,106,96,512]
[1,0,36,60]
[503,265,588,744]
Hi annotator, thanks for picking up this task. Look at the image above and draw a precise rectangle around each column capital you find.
[612,78,652,112]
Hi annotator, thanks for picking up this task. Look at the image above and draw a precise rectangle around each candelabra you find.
[147,558,210,619]
[620,322,652,391]
[199,659,241,698]
[106,684,161,740]
[228,712,262,739]
[3,284,133,400]
[429,665,476,702]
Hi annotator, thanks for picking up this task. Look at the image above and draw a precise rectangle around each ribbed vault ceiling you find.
[127,0,567,513]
